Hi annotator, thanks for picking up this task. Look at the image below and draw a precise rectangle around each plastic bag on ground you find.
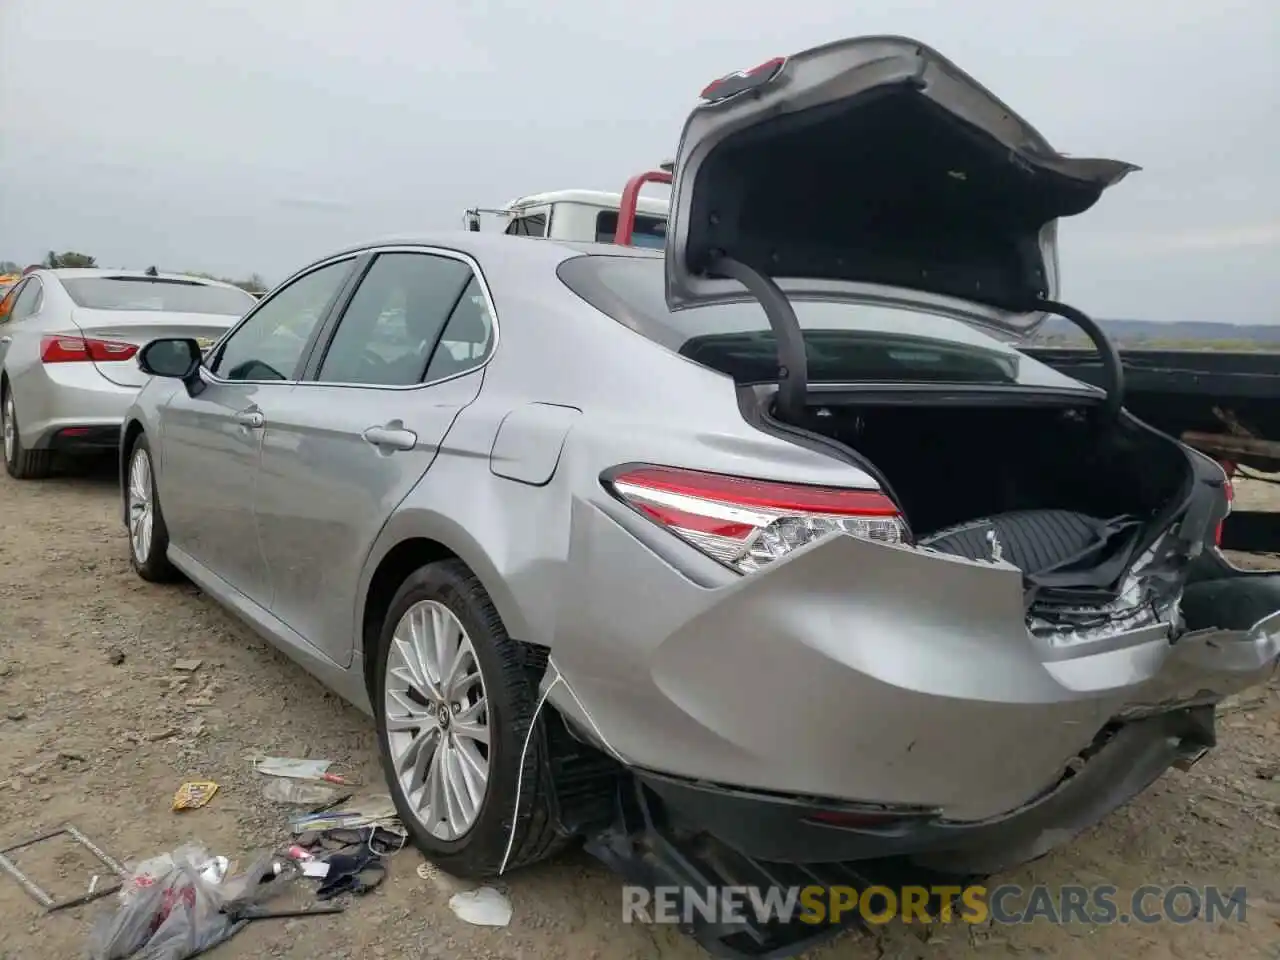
[254,757,334,780]
[86,846,244,960]
[449,886,512,926]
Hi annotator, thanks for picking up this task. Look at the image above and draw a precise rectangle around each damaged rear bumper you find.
[549,499,1280,833]
[631,702,1217,871]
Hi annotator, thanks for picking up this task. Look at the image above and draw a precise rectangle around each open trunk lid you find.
[662,36,1138,339]
[72,309,235,387]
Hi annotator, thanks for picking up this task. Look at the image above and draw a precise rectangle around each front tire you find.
[373,559,564,879]
[126,435,180,583]
[2,382,54,480]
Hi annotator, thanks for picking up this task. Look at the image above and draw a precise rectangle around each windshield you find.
[62,277,257,315]
[558,254,1092,390]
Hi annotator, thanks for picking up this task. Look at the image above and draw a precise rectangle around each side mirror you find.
[137,338,206,395]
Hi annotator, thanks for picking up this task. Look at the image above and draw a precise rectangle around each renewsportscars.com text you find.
[622,883,1248,927]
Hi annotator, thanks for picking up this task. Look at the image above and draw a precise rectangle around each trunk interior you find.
[789,395,1195,580]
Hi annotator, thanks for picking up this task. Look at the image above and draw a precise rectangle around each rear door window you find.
[314,252,476,387]
[10,278,43,321]
[423,276,495,382]
[0,281,25,324]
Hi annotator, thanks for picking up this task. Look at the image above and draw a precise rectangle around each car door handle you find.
[235,410,265,429]
[363,424,417,451]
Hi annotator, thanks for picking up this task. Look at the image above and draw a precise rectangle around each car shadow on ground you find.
[45,451,119,487]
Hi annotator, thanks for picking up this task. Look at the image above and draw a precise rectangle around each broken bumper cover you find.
[634,703,1213,870]
[550,500,1280,837]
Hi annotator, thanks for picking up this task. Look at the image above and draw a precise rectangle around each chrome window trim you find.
[199,245,500,394]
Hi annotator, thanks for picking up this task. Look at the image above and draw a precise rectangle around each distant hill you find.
[1030,318,1280,349]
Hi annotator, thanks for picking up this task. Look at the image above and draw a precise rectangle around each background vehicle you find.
[464,168,671,249]
[0,268,256,478]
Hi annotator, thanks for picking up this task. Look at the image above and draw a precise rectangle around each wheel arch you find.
[119,419,147,525]
[358,512,539,703]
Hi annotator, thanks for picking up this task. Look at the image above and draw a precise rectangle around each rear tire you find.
[126,434,181,583]
[373,559,564,879]
[2,381,54,480]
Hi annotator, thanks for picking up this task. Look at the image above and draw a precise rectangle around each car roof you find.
[504,189,669,217]
[324,231,665,263]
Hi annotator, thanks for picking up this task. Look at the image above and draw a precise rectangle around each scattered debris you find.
[226,901,345,921]
[0,824,127,912]
[6,707,27,721]
[0,662,12,677]
[255,756,353,785]
[172,658,204,673]
[289,795,400,834]
[301,859,331,879]
[88,845,280,960]
[147,726,179,742]
[106,649,126,666]
[449,886,513,927]
[416,859,470,896]
[315,848,387,900]
[58,748,88,763]
[173,781,220,811]
[263,778,341,806]
[1220,692,1271,715]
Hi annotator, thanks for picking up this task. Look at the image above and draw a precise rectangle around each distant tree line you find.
[0,254,268,293]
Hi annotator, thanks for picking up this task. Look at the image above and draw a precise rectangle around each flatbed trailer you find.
[1018,346,1280,553]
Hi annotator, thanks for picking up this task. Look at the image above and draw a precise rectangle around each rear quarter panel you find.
[358,246,886,656]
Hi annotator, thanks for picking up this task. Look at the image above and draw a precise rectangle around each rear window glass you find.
[595,211,667,250]
[557,254,1038,385]
[62,277,257,315]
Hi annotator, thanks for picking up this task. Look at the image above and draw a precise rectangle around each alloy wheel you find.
[384,599,491,841]
[2,391,14,466]
[128,447,154,564]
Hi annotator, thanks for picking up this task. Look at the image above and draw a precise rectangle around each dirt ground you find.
[2,459,1280,960]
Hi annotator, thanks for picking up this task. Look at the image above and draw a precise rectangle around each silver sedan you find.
[115,34,1280,960]
[0,268,255,479]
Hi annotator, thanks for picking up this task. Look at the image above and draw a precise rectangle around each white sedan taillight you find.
[606,464,906,574]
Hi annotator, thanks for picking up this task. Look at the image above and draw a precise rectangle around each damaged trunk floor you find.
[2,459,1280,960]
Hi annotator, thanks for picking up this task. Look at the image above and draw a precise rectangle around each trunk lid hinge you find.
[709,256,809,423]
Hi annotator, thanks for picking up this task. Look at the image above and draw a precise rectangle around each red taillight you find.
[1214,460,1236,548]
[41,335,138,364]
[606,464,906,573]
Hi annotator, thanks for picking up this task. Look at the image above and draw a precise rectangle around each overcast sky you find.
[1,0,1275,323]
